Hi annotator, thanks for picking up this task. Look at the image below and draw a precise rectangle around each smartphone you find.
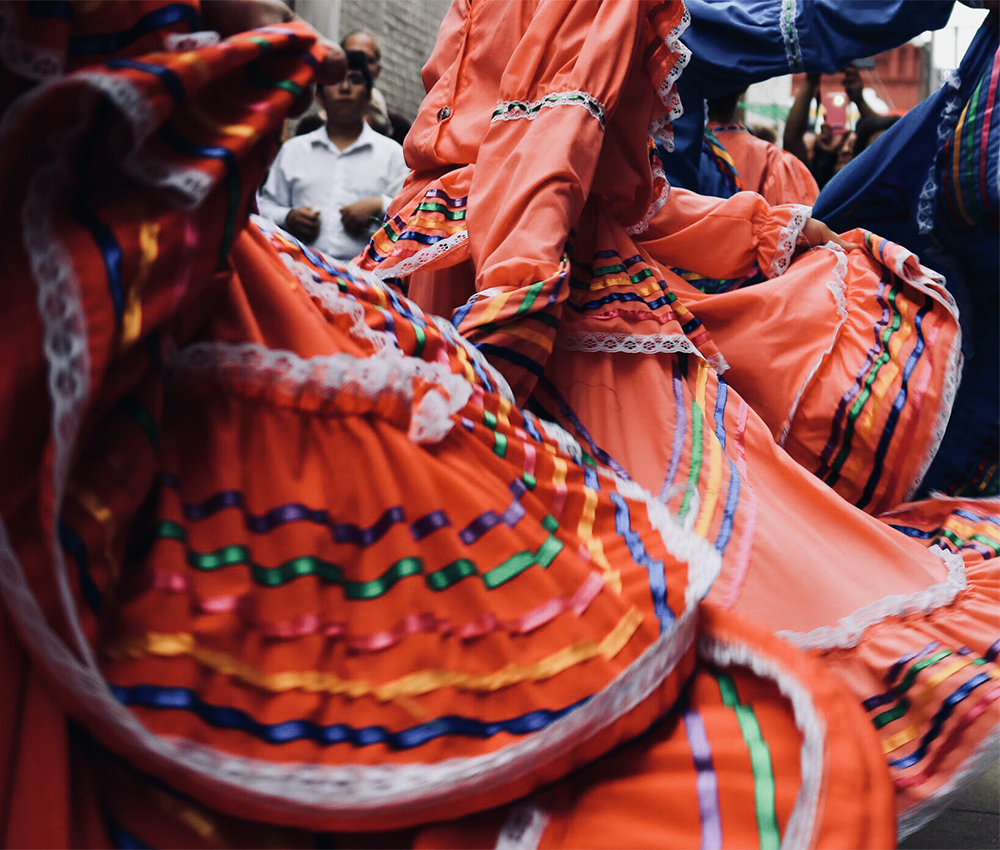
[823,92,849,132]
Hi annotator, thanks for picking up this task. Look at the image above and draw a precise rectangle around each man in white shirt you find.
[258,53,408,261]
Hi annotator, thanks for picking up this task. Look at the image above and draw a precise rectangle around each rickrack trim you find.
[780,0,804,74]
[491,90,607,129]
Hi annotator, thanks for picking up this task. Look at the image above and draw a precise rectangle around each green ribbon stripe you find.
[154,520,563,595]
[120,395,159,449]
[963,78,983,218]
[412,324,426,358]
[826,282,903,484]
[415,202,467,221]
[513,280,545,317]
[679,400,704,519]
[493,431,508,458]
[872,649,954,729]
[245,63,304,98]
[716,672,781,850]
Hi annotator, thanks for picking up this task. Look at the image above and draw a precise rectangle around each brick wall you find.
[294,0,451,122]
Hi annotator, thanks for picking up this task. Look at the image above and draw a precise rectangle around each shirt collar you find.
[306,121,378,154]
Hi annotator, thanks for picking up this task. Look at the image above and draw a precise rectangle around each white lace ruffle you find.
[768,204,811,278]
[556,331,700,357]
[168,341,473,445]
[496,803,551,850]
[648,6,692,153]
[698,634,824,849]
[0,2,65,82]
[372,231,469,281]
[780,0,804,74]
[775,547,967,651]
[918,72,963,235]
[626,154,670,236]
[778,244,849,446]
[491,89,608,128]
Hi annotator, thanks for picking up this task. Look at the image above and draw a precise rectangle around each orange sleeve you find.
[641,187,812,280]
[454,0,652,404]
[760,149,820,207]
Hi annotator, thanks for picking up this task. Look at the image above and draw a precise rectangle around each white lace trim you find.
[0,2,65,82]
[496,803,551,850]
[491,89,607,129]
[372,231,469,281]
[897,728,1000,838]
[768,204,811,278]
[21,93,101,670]
[778,244,849,446]
[780,0,804,74]
[918,72,963,235]
[775,547,967,651]
[253,216,515,404]
[626,154,670,236]
[73,71,213,210]
[698,635,824,849]
[648,6,692,153]
[170,341,475,445]
[556,331,701,358]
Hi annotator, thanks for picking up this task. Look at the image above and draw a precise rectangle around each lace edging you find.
[768,204,811,278]
[778,244,849,445]
[698,635,824,848]
[491,89,607,129]
[556,332,701,357]
[780,0,804,74]
[626,154,670,236]
[918,73,963,236]
[775,547,967,651]
[371,231,469,280]
[169,341,475,445]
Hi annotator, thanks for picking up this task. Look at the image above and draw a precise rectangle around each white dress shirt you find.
[257,122,408,261]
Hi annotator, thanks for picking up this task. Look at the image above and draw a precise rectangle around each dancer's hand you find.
[799,218,859,253]
[201,0,347,91]
[286,207,321,242]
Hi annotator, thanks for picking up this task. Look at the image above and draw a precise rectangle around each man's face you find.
[343,33,382,80]
[320,71,371,126]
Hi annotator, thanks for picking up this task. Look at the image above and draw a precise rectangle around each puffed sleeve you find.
[453,0,652,404]
[640,187,812,281]
[760,149,819,207]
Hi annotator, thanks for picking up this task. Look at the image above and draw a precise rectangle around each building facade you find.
[293,0,451,121]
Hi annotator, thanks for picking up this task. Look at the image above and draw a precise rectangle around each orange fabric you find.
[415,607,897,850]
[707,123,819,206]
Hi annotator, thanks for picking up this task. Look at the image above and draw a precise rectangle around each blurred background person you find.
[342,30,392,135]
[257,50,407,260]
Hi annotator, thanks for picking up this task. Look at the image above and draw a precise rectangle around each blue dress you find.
[815,13,1000,497]
[665,0,956,192]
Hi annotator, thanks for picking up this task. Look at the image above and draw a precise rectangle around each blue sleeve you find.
[682,0,956,98]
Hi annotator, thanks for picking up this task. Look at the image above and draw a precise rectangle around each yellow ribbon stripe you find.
[103,607,644,704]
[121,221,161,349]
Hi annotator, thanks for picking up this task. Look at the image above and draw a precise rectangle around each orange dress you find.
[704,121,819,205]
[0,3,901,849]
[358,0,1000,841]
